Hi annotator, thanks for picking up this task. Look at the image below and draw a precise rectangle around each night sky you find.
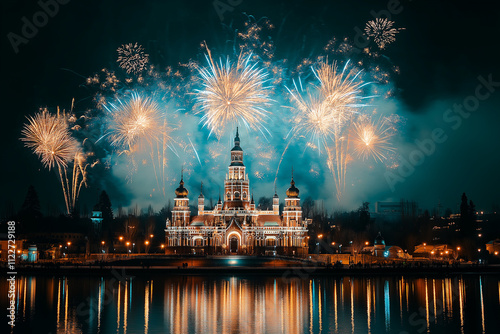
[1,0,499,216]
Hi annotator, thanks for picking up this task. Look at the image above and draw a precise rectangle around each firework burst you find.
[284,60,372,200]
[352,115,397,162]
[102,92,175,197]
[364,18,404,49]
[194,47,272,138]
[117,43,149,74]
[21,109,87,214]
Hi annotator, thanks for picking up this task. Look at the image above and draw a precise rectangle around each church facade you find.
[164,129,310,256]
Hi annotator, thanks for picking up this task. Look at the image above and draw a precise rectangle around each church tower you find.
[223,128,250,210]
[283,173,302,227]
[172,172,190,226]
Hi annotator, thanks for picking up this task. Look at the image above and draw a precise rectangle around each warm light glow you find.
[365,241,369,245]
[145,240,149,245]
[126,242,130,246]
[150,234,154,239]
[331,242,335,246]
[101,241,105,245]
[495,251,499,256]
[67,242,71,246]
[161,244,165,249]
[456,246,461,251]
[318,234,323,239]
[119,236,123,241]
[423,243,427,246]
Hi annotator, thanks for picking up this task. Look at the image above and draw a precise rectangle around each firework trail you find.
[21,109,87,214]
[364,18,404,49]
[101,92,174,198]
[117,43,150,74]
[194,46,273,138]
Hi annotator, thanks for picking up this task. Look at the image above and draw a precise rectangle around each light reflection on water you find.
[1,274,499,334]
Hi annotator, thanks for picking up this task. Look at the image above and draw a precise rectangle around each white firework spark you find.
[364,18,404,49]
[117,43,149,74]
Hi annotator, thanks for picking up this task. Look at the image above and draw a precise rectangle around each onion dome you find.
[374,232,385,246]
[286,177,300,198]
[175,178,189,198]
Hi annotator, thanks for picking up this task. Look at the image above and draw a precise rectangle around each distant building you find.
[373,200,418,222]
[485,239,500,256]
[164,129,309,256]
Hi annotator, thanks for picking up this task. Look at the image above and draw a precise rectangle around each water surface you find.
[1,273,498,333]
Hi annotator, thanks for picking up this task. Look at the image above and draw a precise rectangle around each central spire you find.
[230,128,244,166]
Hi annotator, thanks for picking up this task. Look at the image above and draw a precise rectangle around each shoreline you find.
[3,264,499,277]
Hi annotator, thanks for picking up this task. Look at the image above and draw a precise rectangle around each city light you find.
[119,236,123,241]
[318,234,323,239]
[145,240,149,245]
[101,241,105,245]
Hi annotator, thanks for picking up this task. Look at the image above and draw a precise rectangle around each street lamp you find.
[67,241,71,257]
[145,240,150,254]
[126,241,130,254]
[119,236,123,241]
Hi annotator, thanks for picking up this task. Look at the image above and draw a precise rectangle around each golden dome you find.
[175,178,189,198]
[286,178,299,198]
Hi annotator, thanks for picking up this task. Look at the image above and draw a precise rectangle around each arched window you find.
[242,192,247,200]
[234,191,240,199]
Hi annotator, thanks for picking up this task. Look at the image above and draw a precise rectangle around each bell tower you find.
[172,171,190,226]
[223,128,250,209]
[283,171,302,227]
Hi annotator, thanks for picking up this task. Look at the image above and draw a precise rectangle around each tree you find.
[96,191,113,223]
[19,185,42,232]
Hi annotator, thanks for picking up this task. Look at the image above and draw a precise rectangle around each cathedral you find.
[164,129,310,256]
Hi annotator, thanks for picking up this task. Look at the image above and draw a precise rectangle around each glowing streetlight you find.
[145,240,149,245]
[365,241,369,246]
[101,241,105,245]
[161,244,165,249]
[119,236,124,241]
[456,246,461,251]
[318,234,323,239]
[150,234,154,239]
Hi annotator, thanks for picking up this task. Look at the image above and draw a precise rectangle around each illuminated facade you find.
[164,129,309,256]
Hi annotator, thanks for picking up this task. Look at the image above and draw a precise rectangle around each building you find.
[164,129,309,256]
[373,200,418,222]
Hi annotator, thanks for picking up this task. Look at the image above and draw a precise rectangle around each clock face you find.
[234,192,240,199]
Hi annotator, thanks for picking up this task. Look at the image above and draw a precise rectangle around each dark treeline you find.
[2,186,499,260]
